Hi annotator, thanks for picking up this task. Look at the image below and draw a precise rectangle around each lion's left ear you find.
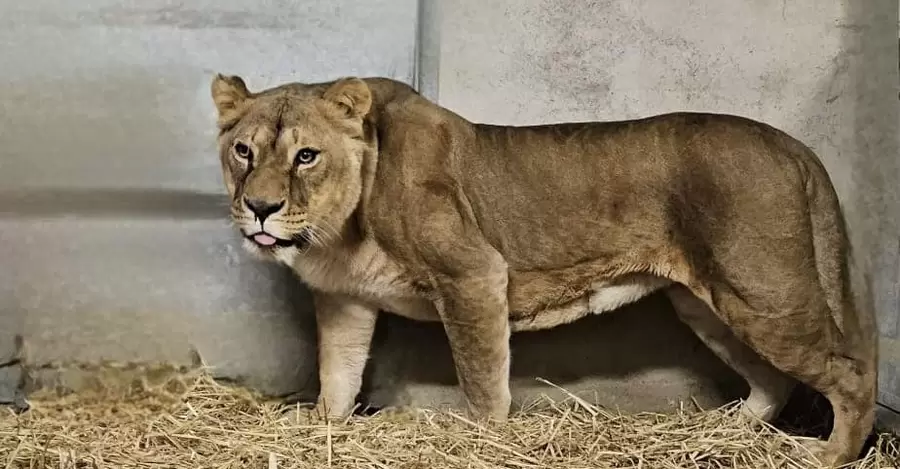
[323,77,372,118]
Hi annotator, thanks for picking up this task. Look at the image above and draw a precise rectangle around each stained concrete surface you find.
[1,0,898,420]
[0,0,417,401]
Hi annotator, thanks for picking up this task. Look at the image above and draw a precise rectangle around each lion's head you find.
[210,74,374,260]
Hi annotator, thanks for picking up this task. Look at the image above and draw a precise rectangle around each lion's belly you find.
[509,275,672,332]
[290,246,670,330]
[374,274,671,331]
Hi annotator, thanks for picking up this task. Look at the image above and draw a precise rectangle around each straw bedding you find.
[2,366,898,469]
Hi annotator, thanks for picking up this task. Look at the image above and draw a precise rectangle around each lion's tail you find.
[804,151,878,368]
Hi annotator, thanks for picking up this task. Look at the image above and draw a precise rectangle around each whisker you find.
[313,225,335,248]
[311,226,331,246]
[314,219,341,244]
[308,227,326,247]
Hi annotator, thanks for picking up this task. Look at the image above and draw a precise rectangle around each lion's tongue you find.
[253,233,278,246]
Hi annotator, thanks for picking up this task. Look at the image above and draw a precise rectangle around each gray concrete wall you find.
[0,0,418,400]
[2,0,898,419]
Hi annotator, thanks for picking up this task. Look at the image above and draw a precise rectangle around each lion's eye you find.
[295,148,320,166]
[233,142,252,160]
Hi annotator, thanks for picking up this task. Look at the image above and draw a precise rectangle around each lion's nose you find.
[243,197,285,222]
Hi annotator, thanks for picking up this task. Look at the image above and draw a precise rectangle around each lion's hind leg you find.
[686,273,874,467]
[666,285,794,423]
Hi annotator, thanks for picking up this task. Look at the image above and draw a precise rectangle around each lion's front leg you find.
[434,270,512,421]
[312,292,379,419]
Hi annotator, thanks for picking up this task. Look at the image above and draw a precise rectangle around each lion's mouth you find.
[245,231,307,249]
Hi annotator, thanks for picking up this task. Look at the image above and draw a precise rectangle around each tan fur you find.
[209,74,878,467]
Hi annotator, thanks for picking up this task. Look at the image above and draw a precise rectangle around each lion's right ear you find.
[211,74,251,127]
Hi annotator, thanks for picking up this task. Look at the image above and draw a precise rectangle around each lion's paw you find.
[276,404,327,425]
[789,437,838,467]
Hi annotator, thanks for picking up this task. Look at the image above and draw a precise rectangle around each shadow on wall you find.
[256,263,320,398]
[836,0,900,411]
[0,68,219,191]
[0,189,227,220]
[364,292,748,412]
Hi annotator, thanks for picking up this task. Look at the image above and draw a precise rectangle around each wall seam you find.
[414,0,440,102]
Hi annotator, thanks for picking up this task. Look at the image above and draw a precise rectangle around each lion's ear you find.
[323,77,372,118]
[211,73,251,127]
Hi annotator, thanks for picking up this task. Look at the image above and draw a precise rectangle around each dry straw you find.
[1,367,898,469]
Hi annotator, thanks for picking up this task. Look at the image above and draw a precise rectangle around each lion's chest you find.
[283,244,440,322]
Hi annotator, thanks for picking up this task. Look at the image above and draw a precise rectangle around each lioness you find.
[209,74,877,466]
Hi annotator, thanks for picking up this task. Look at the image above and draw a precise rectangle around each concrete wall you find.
[0,0,418,401]
[2,0,898,419]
